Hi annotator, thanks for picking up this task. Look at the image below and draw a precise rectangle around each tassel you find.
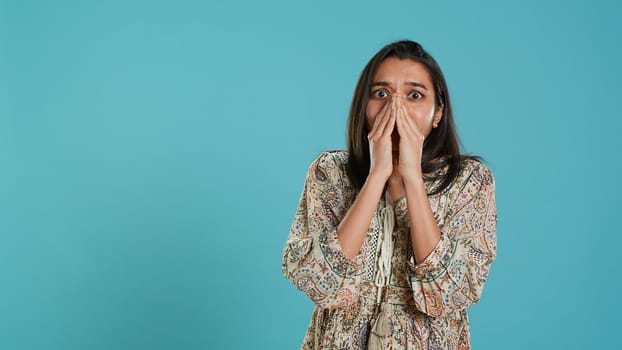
[367,332,383,350]
[367,304,389,350]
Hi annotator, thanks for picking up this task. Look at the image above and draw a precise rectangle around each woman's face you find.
[365,57,442,152]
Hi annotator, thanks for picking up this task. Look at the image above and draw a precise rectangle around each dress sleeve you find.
[407,161,497,317]
[281,152,365,309]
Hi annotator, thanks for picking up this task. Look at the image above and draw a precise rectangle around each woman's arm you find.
[390,97,497,317]
[403,177,442,264]
[337,95,397,259]
[407,161,497,317]
[387,174,443,264]
[390,96,443,265]
[282,152,366,309]
[336,173,385,259]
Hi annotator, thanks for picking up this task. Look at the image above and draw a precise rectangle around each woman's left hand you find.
[395,96,425,181]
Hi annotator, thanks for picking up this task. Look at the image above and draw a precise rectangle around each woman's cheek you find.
[409,111,429,133]
[415,106,435,125]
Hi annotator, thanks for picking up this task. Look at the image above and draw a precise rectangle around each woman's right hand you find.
[367,96,396,182]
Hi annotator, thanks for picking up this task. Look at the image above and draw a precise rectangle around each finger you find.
[395,103,406,136]
[395,99,406,130]
[398,98,425,136]
[369,97,395,140]
[396,103,415,138]
[368,99,392,139]
[377,97,397,138]
[400,107,424,141]
[400,106,422,138]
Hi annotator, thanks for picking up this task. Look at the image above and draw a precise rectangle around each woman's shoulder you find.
[307,149,349,182]
[460,157,494,183]
[453,156,495,193]
[311,149,348,169]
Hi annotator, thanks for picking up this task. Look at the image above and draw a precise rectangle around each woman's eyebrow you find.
[370,81,391,88]
[371,81,429,90]
[405,81,428,90]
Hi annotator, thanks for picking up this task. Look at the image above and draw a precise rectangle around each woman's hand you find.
[367,96,397,182]
[395,96,425,181]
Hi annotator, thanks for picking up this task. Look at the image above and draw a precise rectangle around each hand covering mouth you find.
[391,129,400,143]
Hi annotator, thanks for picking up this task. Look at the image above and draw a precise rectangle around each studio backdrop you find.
[1,0,620,349]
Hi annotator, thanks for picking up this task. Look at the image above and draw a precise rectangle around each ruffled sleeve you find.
[407,160,497,317]
[281,151,364,309]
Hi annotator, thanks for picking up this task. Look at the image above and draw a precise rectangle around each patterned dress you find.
[281,150,497,350]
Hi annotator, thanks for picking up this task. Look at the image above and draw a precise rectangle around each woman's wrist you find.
[403,175,427,197]
[367,169,390,186]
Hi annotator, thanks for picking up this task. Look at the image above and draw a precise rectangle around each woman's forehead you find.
[372,57,432,85]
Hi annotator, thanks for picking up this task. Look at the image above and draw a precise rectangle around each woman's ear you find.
[433,106,443,128]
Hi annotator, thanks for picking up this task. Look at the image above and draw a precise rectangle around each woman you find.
[281,40,497,350]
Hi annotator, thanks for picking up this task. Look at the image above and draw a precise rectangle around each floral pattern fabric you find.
[282,150,497,350]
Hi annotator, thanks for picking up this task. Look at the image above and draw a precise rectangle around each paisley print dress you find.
[281,150,497,350]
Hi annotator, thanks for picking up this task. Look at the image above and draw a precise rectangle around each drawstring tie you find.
[368,191,395,350]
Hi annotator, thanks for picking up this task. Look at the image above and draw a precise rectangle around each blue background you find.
[2,0,620,349]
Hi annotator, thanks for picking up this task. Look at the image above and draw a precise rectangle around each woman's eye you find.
[373,90,389,98]
[409,91,423,99]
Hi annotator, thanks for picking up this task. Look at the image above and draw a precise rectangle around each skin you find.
[337,57,444,264]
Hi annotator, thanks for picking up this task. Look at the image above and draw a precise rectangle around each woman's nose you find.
[392,93,404,105]
[394,93,406,101]
[383,93,403,109]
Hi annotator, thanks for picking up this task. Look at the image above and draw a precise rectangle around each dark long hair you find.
[346,40,481,196]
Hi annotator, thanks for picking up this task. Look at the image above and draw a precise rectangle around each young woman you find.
[282,40,497,350]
